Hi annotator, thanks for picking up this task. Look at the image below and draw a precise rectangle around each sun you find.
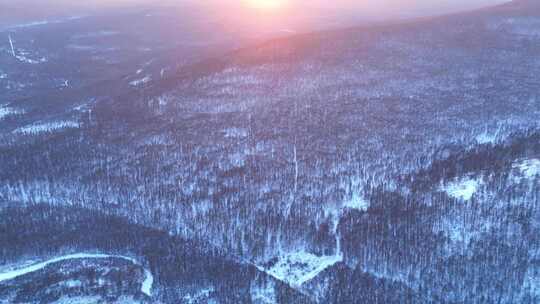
[244,0,286,10]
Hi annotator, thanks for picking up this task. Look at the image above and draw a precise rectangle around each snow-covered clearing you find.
[441,158,538,201]
[442,177,482,201]
[263,190,367,290]
[0,253,153,297]
[14,121,80,135]
[257,251,342,288]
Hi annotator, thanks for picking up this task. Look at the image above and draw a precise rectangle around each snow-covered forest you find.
[1,0,539,303]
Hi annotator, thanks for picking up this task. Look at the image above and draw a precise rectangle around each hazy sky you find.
[109,0,509,14]
[0,0,511,30]
[0,0,510,13]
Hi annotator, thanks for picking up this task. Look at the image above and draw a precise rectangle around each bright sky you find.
[0,0,511,30]
[0,0,510,13]
[161,0,508,14]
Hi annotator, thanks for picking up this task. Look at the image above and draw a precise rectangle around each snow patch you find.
[182,287,216,304]
[130,76,151,87]
[0,106,23,120]
[63,279,83,288]
[513,158,540,179]
[442,177,482,201]
[72,31,119,39]
[475,132,498,145]
[10,44,47,64]
[51,295,104,304]
[258,251,342,288]
[66,44,97,51]
[224,127,248,138]
[522,267,540,299]
[0,253,153,296]
[436,217,490,248]
[14,121,80,135]
[489,17,540,38]
[250,280,277,304]
[8,20,52,29]
[141,268,153,296]
[15,53,47,64]
[6,16,84,30]
[343,192,370,211]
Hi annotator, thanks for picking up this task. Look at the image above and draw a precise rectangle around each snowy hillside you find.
[1,0,540,303]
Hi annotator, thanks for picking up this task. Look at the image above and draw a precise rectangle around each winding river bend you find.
[0,253,154,297]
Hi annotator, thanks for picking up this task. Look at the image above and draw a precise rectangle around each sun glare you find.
[244,0,286,10]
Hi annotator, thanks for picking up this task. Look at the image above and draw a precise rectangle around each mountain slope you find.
[1,0,539,302]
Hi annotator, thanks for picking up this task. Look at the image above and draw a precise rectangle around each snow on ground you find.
[513,158,540,179]
[183,287,216,304]
[442,177,482,201]
[10,47,47,64]
[5,16,85,30]
[7,20,53,29]
[51,295,103,304]
[63,279,83,288]
[258,251,342,288]
[224,127,248,138]
[53,295,142,304]
[66,44,98,51]
[130,76,151,87]
[489,17,540,38]
[443,219,475,245]
[0,253,153,297]
[436,217,493,250]
[522,266,540,299]
[441,159,537,201]
[475,132,498,145]
[343,192,370,211]
[72,31,119,39]
[250,280,277,304]
[14,121,80,135]
[15,54,47,64]
[141,268,154,296]
[0,106,23,120]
